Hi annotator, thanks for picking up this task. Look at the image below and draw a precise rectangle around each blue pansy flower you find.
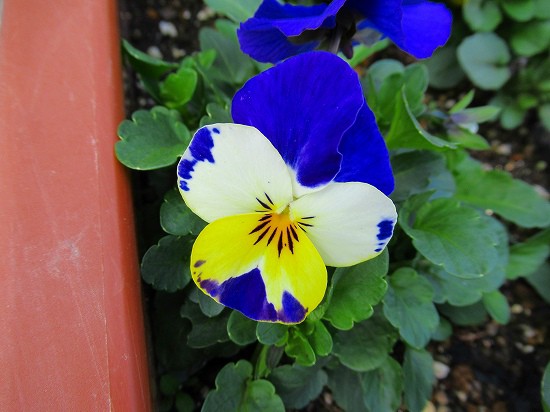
[237,0,452,63]
[177,52,397,324]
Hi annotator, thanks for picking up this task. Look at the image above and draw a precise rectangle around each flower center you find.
[249,194,314,257]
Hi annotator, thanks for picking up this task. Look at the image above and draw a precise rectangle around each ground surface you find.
[118,1,550,410]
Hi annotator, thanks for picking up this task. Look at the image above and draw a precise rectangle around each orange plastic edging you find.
[0,0,151,410]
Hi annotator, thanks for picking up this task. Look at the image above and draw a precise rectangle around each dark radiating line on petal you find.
[297,225,307,233]
[254,227,271,245]
[264,192,274,205]
[259,214,271,222]
[249,220,270,234]
[301,216,315,219]
[256,197,271,210]
[267,228,277,246]
[277,232,283,257]
[298,222,313,227]
[286,228,294,254]
[289,225,299,241]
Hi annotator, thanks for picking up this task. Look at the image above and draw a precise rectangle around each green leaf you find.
[121,39,177,78]
[451,106,501,124]
[175,393,194,412]
[202,360,284,412]
[510,21,550,57]
[400,193,501,277]
[385,89,456,150]
[198,291,225,317]
[159,68,198,108]
[256,322,288,346]
[323,251,389,330]
[453,156,550,228]
[425,45,465,89]
[447,128,491,150]
[285,328,316,366]
[542,362,550,411]
[391,151,452,202]
[160,188,207,236]
[463,0,502,31]
[204,0,262,23]
[141,236,192,292]
[269,364,328,409]
[199,27,255,84]
[200,102,233,127]
[482,290,510,324]
[424,215,508,306]
[180,301,230,348]
[383,268,439,348]
[534,0,550,18]
[327,366,368,412]
[308,321,333,356]
[526,262,550,303]
[539,105,550,131]
[403,347,435,412]
[507,229,550,279]
[439,301,488,326]
[450,90,475,113]
[431,317,453,341]
[500,0,535,21]
[227,311,258,346]
[345,39,390,67]
[457,33,511,90]
[116,107,190,170]
[333,311,398,372]
[361,357,403,412]
[245,380,285,412]
[403,63,429,116]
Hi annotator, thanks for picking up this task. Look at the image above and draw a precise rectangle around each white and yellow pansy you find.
[177,51,397,324]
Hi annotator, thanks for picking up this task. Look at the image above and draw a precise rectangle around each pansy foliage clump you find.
[117,1,550,410]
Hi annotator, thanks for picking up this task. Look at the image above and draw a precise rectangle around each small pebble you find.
[455,391,467,402]
[422,401,436,412]
[147,46,163,59]
[197,7,216,21]
[534,184,549,199]
[172,47,186,59]
[511,304,523,314]
[434,361,450,379]
[434,390,449,405]
[495,143,512,156]
[159,21,178,38]
[515,342,534,353]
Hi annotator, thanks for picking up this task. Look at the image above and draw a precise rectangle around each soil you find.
[118,1,550,411]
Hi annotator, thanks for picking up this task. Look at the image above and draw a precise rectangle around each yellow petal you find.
[191,213,327,324]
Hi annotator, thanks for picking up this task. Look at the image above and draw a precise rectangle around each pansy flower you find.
[237,0,452,63]
[177,52,397,324]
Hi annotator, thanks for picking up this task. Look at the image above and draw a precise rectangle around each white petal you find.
[177,124,293,222]
[289,182,397,267]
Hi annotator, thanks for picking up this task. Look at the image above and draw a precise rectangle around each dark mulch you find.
[118,1,550,410]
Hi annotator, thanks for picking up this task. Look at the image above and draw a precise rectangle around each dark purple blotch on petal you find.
[277,291,307,324]
[377,219,395,241]
[208,268,278,322]
[178,126,217,192]
[189,127,215,163]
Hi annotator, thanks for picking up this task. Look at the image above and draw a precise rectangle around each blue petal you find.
[399,0,452,59]
[232,51,364,192]
[334,103,394,195]
[238,0,346,63]
[347,0,451,59]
